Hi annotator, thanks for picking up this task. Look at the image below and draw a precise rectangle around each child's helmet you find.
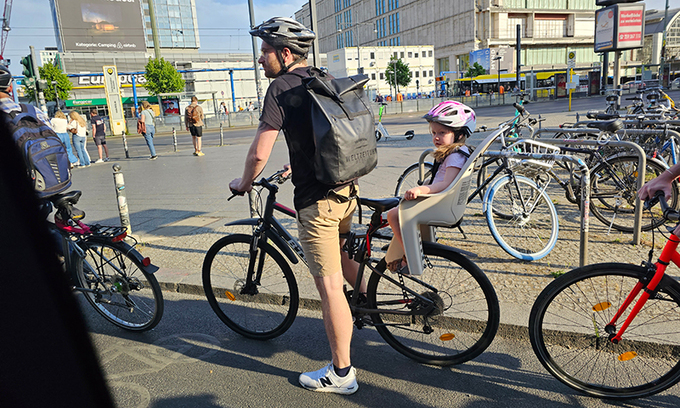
[423,101,476,134]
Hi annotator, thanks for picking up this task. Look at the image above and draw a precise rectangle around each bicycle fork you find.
[604,236,680,344]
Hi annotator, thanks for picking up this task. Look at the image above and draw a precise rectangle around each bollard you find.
[172,127,178,152]
[121,133,130,159]
[220,122,224,146]
[576,112,580,122]
[112,164,132,235]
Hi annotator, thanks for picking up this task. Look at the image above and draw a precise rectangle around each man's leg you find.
[103,143,109,159]
[97,144,103,160]
[192,133,198,153]
[314,270,353,369]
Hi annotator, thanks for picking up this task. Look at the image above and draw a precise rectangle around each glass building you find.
[141,0,200,49]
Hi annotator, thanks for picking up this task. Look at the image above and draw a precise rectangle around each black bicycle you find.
[202,170,500,366]
[49,190,164,331]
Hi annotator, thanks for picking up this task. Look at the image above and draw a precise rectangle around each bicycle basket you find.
[506,139,561,174]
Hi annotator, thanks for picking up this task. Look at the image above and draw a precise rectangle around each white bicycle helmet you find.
[423,101,476,135]
[250,17,316,57]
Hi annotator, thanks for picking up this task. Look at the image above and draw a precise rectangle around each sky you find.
[2,0,673,73]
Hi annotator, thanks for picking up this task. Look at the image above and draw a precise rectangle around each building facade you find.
[297,0,602,80]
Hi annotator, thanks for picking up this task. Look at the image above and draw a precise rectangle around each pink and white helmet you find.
[423,101,476,135]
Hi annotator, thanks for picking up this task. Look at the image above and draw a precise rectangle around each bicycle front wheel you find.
[367,242,500,366]
[202,234,299,340]
[529,263,680,399]
[485,175,559,261]
[590,155,679,232]
[75,237,164,331]
[395,162,433,197]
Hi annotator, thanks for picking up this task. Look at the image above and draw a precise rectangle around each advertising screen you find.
[53,0,146,52]
[594,4,645,53]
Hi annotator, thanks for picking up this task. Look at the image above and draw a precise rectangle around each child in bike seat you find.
[386,100,476,274]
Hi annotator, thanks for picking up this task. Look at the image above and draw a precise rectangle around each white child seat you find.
[397,125,508,275]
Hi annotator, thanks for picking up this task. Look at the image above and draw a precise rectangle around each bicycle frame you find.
[606,234,680,343]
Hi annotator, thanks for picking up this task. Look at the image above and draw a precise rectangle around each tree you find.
[384,57,411,91]
[464,62,486,78]
[143,57,185,96]
[23,63,72,103]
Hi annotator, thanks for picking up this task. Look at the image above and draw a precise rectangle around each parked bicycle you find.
[202,170,500,365]
[49,190,164,331]
[529,191,680,399]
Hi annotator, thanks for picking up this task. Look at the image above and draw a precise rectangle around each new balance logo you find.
[319,377,333,387]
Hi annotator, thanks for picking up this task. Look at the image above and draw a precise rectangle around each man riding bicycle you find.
[229,17,363,395]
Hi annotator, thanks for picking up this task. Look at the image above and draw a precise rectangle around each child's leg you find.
[385,207,406,271]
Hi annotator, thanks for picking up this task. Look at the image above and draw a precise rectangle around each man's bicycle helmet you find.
[423,100,476,135]
[0,65,12,92]
[250,17,316,57]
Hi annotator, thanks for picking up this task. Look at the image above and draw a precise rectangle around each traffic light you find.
[20,55,34,78]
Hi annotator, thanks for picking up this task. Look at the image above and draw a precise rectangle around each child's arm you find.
[404,166,461,200]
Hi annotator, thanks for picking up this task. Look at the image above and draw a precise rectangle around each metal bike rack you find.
[535,128,647,246]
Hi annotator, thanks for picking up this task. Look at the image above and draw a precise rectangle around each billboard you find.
[52,0,146,52]
[594,4,645,52]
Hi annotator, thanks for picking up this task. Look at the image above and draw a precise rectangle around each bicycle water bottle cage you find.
[398,126,507,275]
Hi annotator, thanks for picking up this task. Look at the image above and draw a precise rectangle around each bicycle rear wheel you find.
[202,234,299,340]
[590,155,679,232]
[485,175,559,261]
[75,237,163,331]
[529,263,680,399]
[367,242,500,366]
[395,162,433,197]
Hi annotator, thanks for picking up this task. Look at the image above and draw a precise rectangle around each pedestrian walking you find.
[90,109,109,163]
[139,101,158,160]
[185,96,205,156]
[230,16,362,395]
[51,110,78,167]
[68,111,90,167]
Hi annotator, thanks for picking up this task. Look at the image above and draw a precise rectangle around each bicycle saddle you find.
[50,190,82,207]
[359,197,400,213]
[626,97,642,101]
[606,95,618,102]
[586,110,619,120]
[586,119,624,133]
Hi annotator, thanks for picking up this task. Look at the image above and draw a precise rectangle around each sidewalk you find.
[69,100,671,330]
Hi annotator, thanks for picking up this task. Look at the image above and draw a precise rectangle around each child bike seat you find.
[49,190,82,208]
[397,126,506,275]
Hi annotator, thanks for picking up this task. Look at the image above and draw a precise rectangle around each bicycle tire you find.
[367,242,500,366]
[590,155,679,232]
[394,162,433,197]
[202,234,299,340]
[485,175,559,261]
[74,237,164,331]
[529,263,680,399]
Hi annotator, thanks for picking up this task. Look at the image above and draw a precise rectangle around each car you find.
[622,80,644,90]
[672,78,680,90]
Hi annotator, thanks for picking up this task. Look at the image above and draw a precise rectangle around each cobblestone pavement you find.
[69,96,679,329]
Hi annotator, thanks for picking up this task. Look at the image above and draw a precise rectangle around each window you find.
[428,50,432,57]
[415,71,419,77]
[393,51,397,58]
[370,52,375,59]
[422,71,426,77]
[408,52,412,58]
[371,73,376,80]
[415,53,418,58]
[400,52,404,58]
[429,70,433,77]
[380,73,384,79]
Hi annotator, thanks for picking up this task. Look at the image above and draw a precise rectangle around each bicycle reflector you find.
[592,302,611,312]
[142,257,151,267]
[618,351,638,362]
[225,291,236,301]
[112,231,128,242]
[439,333,455,341]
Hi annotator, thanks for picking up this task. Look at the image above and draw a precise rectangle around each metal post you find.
[121,133,130,159]
[614,51,622,109]
[219,122,224,146]
[29,46,47,113]
[309,0,321,68]
[147,0,161,59]
[516,24,521,89]
[112,164,132,235]
[172,127,177,152]
[247,0,264,108]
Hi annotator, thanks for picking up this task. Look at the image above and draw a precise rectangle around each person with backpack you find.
[67,111,90,167]
[139,101,158,160]
[0,64,72,196]
[230,17,365,395]
[89,109,109,163]
[185,96,204,156]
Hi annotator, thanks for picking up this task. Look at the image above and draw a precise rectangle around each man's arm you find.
[229,122,279,193]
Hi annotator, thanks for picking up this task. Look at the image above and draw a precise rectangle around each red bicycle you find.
[529,190,680,399]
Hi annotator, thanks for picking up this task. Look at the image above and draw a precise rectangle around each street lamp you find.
[338,19,377,76]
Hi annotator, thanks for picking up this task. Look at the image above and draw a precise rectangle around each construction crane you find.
[0,0,12,66]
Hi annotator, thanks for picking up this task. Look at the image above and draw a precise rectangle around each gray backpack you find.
[301,68,378,185]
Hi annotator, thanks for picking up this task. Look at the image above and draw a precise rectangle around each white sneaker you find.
[94,159,104,164]
[299,363,358,394]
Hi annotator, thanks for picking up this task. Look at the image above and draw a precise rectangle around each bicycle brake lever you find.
[228,188,245,201]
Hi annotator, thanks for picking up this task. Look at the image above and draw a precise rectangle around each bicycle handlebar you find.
[644,190,680,222]
[228,169,292,201]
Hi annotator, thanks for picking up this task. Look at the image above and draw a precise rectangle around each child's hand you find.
[404,187,421,200]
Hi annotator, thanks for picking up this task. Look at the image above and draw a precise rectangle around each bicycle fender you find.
[224,218,259,227]
[123,241,160,274]
[423,240,478,259]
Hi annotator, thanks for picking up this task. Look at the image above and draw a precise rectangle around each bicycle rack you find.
[534,128,647,249]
